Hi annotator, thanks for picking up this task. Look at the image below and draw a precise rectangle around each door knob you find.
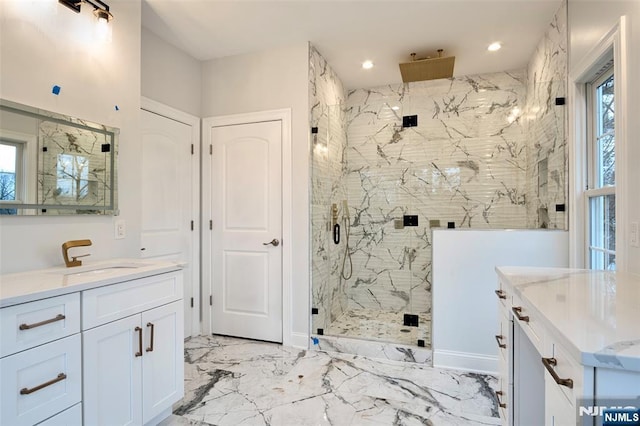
[263,239,280,247]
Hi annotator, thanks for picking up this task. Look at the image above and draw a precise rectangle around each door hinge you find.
[209,295,213,306]
[190,297,194,308]
[190,220,194,231]
[209,144,213,155]
[191,144,194,155]
[209,220,212,230]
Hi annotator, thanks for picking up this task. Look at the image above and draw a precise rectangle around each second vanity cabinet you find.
[496,267,640,426]
[0,261,184,426]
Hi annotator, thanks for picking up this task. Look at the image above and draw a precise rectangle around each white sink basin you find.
[53,262,152,277]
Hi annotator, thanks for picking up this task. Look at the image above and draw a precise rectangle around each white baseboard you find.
[288,332,310,349]
[433,349,498,375]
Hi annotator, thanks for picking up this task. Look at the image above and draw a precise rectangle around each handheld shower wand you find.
[340,200,353,280]
[332,203,340,244]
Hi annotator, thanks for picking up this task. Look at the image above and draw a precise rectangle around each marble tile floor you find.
[324,309,432,347]
[161,335,499,426]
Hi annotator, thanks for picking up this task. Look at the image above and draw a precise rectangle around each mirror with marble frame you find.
[0,99,118,215]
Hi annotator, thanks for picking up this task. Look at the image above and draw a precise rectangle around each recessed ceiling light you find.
[488,42,502,52]
[362,60,374,70]
[391,106,400,111]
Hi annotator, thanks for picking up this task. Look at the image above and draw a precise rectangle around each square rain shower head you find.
[399,56,455,83]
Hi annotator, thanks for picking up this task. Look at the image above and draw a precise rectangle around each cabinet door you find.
[83,315,142,426]
[545,374,576,426]
[141,301,184,424]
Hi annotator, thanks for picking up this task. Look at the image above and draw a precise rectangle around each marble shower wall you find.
[523,1,568,229]
[309,3,568,340]
[345,72,528,315]
[309,45,349,334]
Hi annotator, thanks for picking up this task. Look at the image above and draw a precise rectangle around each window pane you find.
[57,154,90,200]
[597,133,615,186]
[595,73,615,187]
[598,75,615,135]
[589,194,616,270]
[0,143,17,202]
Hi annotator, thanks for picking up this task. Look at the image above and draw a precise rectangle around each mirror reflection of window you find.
[0,141,23,215]
[56,153,89,200]
[0,99,119,215]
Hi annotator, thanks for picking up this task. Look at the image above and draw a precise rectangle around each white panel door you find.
[141,301,184,424]
[210,121,282,342]
[141,109,196,338]
[82,315,142,426]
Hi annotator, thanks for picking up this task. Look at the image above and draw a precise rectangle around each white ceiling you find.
[142,0,563,89]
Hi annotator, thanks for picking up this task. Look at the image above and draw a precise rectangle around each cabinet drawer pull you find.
[146,322,155,352]
[135,326,143,357]
[495,334,506,349]
[541,357,574,389]
[512,306,529,323]
[495,390,507,408]
[495,289,507,300]
[20,373,67,395]
[19,314,66,330]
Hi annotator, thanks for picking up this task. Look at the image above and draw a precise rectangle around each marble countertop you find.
[496,266,640,372]
[0,258,182,308]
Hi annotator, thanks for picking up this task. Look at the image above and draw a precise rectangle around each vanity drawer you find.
[0,334,81,426]
[82,271,182,329]
[0,293,80,357]
[543,337,583,405]
[37,403,82,426]
[510,297,545,354]
[496,280,512,311]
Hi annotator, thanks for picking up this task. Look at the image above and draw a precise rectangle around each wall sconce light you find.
[59,0,113,23]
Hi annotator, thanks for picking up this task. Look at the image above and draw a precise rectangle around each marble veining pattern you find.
[310,45,350,336]
[312,334,433,365]
[523,1,568,229]
[163,335,500,426]
[497,267,640,371]
[325,309,431,347]
[345,71,528,317]
[38,120,113,213]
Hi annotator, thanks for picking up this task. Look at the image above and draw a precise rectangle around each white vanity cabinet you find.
[494,284,512,423]
[496,267,640,426]
[0,260,184,426]
[82,272,184,426]
[0,294,82,425]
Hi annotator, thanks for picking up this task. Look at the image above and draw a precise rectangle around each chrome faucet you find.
[61,239,92,267]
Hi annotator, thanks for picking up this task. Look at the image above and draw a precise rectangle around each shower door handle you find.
[263,239,280,247]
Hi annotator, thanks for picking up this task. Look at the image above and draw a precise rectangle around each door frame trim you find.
[141,97,201,337]
[202,108,293,346]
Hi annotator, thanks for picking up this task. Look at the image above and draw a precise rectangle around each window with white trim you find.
[0,140,24,215]
[586,64,615,270]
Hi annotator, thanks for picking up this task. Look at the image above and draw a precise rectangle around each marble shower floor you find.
[161,335,499,426]
[324,309,432,347]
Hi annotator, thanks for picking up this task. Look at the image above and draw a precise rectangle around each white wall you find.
[141,28,201,117]
[0,0,142,273]
[432,229,569,373]
[201,43,311,346]
[568,0,640,275]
